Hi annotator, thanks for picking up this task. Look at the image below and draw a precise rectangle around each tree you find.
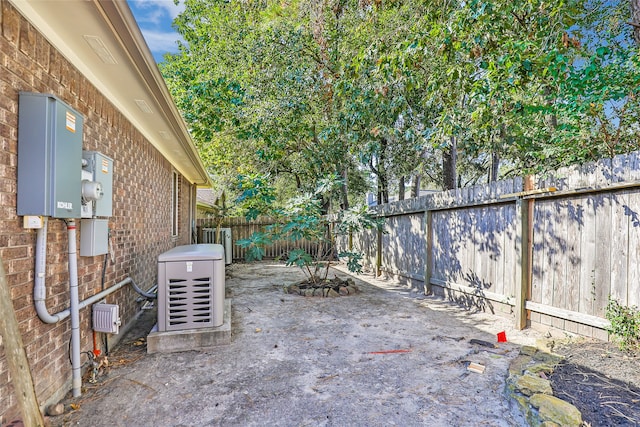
[163,0,640,203]
[236,174,382,282]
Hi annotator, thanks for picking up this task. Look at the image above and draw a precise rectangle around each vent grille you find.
[158,259,218,331]
[166,277,214,328]
[202,228,215,243]
[92,303,120,334]
[201,228,232,265]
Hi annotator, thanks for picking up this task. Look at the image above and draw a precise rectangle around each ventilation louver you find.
[92,303,120,334]
[166,276,214,328]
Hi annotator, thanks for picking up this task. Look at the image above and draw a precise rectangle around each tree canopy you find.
[161,0,640,208]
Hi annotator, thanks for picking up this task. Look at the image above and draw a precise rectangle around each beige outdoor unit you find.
[157,244,225,332]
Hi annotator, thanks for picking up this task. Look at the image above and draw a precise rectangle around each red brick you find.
[1,2,19,45]
[34,33,49,70]
[1,3,194,421]
[19,21,36,59]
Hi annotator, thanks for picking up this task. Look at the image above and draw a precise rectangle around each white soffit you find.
[9,0,210,186]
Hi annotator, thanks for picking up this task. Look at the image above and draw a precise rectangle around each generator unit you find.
[156,244,225,332]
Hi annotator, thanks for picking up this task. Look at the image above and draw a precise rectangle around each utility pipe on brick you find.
[34,217,157,397]
[66,220,82,397]
[35,219,157,323]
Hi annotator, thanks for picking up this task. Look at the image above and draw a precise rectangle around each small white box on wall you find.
[92,303,120,334]
[80,219,109,256]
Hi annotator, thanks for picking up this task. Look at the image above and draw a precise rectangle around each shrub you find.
[605,297,640,352]
[235,174,381,283]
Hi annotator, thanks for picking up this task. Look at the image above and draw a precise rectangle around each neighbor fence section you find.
[196,216,322,262]
[525,154,640,338]
[342,151,640,339]
[428,179,522,317]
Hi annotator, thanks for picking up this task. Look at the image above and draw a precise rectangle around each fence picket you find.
[196,153,640,337]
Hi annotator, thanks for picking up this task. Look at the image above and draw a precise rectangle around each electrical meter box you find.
[17,93,83,218]
[82,151,113,217]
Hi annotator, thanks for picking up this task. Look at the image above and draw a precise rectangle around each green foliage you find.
[236,174,277,220]
[286,249,314,269]
[236,231,272,261]
[335,204,385,236]
[235,174,379,279]
[337,251,364,274]
[162,0,640,202]
[605,297,640,352]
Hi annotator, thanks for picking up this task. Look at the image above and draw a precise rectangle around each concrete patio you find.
[50,262,546,427]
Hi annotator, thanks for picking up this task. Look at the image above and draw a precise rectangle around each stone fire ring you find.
[283,277,359,297]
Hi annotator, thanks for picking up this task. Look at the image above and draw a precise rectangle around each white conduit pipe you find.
[66,220,82,397]
[34,217,62,323]
[34,217,157,397]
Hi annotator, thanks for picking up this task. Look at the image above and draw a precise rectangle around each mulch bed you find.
[550,339,640,426]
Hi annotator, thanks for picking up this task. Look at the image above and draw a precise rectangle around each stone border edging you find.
[506,345,582,426]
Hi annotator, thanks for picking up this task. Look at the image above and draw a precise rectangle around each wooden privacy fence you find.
[195,216,323,262]
[342,152,640,339]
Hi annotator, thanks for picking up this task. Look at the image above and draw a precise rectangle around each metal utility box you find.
[82,151,113,217]
[157,244,225,332]
[80,219,109,256]
[202,227,233,265]
[17,92,83,218]
[221,228,232,265]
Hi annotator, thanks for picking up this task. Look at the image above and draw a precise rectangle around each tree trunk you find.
[370,139,390,205]
[340,169,349,210]
[370,157,384,205]
[632,0,640,44]
[398,176,405,201]
[377,138,389,204]
[489,151,500,182]
[411,174,421,198]
[442,136,457,190]
[377,173,389,204]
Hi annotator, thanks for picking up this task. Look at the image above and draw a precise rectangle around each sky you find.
[127,0,184,63]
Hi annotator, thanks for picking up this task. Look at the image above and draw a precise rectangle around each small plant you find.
[235,174,381,284]
[605,297,640,352]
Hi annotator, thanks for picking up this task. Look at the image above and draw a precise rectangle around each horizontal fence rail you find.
[338,151,640,339]
[196,217,324,262]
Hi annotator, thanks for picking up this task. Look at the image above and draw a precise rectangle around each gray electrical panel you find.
[80,218,109,257]
[17,93,83,218]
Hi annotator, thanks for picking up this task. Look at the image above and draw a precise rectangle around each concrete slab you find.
[146,298,231,354]
[52,263,549,426]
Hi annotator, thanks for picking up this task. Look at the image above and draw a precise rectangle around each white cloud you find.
[129,0,184,23]
[155,0,184,19]
[140,29,184,53]
[128,0,185,60]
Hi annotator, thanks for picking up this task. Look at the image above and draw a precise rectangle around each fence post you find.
[424,209,433,295]
[376,225,382,277]
[515,176,534,329]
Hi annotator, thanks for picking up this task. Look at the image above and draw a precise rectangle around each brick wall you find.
[0,1,194,422]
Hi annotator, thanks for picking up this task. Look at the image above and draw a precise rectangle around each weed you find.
[605,297,640,352]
